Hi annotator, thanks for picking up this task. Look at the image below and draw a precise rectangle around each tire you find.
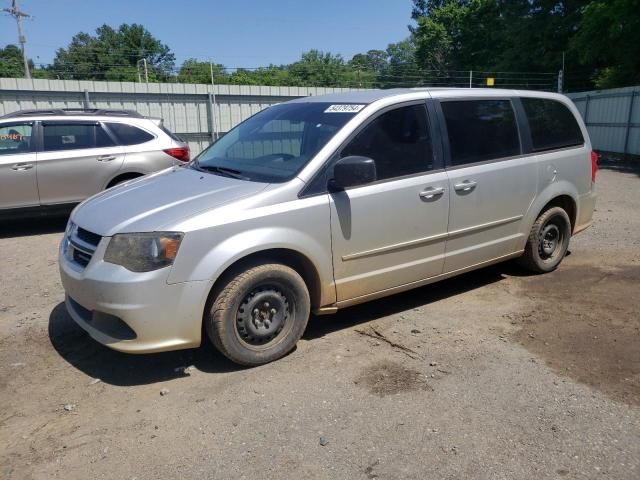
[205,263,310,366]
[518,206,571,273]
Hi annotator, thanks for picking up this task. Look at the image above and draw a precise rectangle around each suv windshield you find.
[193,102,364,182]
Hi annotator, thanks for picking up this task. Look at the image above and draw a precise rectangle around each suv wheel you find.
[206,263,310,366]
[518,206,571,273]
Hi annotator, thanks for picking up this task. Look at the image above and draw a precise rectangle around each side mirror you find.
[330,156,377,190]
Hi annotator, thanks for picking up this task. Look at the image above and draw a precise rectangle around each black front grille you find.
[76,227,101,247]
[73,248,92,267]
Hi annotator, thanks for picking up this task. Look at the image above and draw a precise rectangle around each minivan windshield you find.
[193,102,364,183]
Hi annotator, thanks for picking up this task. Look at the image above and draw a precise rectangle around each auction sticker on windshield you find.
[324,104,366,113]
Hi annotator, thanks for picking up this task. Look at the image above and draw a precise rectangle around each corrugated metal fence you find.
[0,78,358,155]
[2,78,638,157]
[567,86,640,156]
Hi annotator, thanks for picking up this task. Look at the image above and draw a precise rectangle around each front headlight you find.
[65,220,75,238]
[104,232,184,272]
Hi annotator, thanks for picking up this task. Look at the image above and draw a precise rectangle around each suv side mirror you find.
[330,156,377,190]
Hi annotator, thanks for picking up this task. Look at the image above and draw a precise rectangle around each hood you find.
[72,167,269,236]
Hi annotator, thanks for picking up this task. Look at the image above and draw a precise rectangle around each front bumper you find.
[59,238,211,353]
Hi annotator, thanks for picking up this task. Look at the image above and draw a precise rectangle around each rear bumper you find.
[574,189,597,235]
[59,240,210,353]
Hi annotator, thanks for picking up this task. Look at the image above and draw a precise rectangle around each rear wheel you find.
[518,206,571,273]
[206,263,310,366]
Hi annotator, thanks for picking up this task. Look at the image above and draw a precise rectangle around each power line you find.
[2,0,31,79]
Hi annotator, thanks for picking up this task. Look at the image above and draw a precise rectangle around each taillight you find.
[164,147,190,162]
[591,151,599,183]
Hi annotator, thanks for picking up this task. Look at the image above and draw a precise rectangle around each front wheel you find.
[205,263,310,366]
[518,206,571,273]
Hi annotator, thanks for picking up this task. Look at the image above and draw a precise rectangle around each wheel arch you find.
[525,181,579,234]
[205,247,325,313]
[539,195,577,233]
[105,171,145,189]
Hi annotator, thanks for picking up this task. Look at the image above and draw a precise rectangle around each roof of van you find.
[289,87,565,104]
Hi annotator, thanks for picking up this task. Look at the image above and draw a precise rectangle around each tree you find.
[414,16,453,73]
[0,44,26,77]
[379,39,419,87]
[409,0,598,89]
[288,50,348,87]
[365,50,388,75]
[178,59,227,84]
[51,24,175,81]
[571,0,640,88]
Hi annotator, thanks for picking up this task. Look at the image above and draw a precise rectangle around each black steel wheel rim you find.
[538,219,564,260]
[235,284,292,348]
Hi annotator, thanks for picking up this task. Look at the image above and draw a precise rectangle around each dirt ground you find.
[1,167,639,479]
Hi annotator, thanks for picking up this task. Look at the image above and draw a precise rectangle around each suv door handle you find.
[453,180,477,192]
[419,186,445,200]
[11,163,34,171]
[97,155,117,162]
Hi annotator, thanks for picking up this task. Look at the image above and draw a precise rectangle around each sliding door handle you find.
[453,180,477,192]
[419,186,445,200]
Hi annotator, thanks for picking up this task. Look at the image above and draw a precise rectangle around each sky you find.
[0,0,413,69]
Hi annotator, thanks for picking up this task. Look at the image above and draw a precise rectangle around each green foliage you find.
[287,50,347,87]
[50,24,175,81]
[409,0,640,90]
[570,0,640,88]
[0,44,25,77]
[178,59,227,84]
[3,2,637,90]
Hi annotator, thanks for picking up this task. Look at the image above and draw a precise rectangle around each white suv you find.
[0,108,189,216]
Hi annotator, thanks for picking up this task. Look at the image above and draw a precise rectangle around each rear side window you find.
[441,100,520,166]
[522,98,584,152]
[159,124,183,142]
[43,124,100,151]
[340,104,433,181]
[106,123,155,145]
[0,123,32,155]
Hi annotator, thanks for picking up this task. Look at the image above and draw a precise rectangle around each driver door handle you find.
[453,180,477,192]
[11,163,34,171]
[97,155,117,162]
[419,186,445,200]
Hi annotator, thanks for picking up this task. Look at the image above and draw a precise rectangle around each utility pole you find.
[137,58,149,83]
[558,51,565,93]
[557,70,564,93]
[209,61,219,140]
[2,0,31,79]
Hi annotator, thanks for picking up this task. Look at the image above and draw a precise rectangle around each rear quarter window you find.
[106,123,155,145]
[159,124,183,142]
[522,98,584,152]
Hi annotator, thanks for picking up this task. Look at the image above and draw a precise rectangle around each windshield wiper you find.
[196,165,248,180]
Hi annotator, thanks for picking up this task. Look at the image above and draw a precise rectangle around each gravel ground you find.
[0,167,638,480]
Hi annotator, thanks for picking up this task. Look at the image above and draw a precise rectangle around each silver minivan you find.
[0,108,189,216]
[58,88,597,366]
